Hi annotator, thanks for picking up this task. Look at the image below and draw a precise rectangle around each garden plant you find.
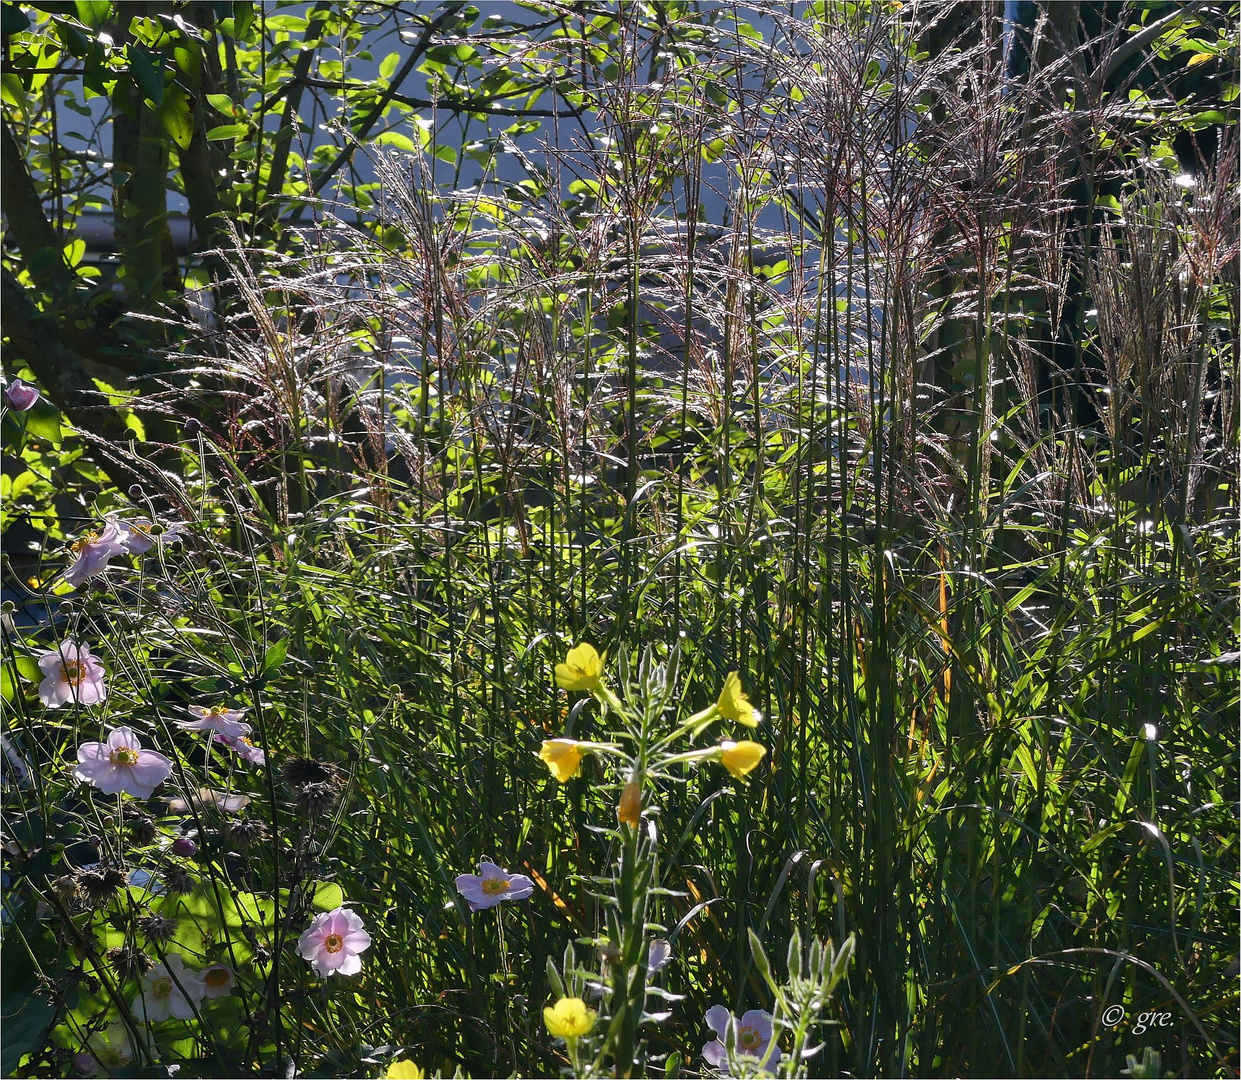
[0,2,1237,1078]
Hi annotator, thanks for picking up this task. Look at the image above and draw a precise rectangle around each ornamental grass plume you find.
[454,859,534,911]
[297,906,372,977]
[74,727,172,798]
[37,639,107,707]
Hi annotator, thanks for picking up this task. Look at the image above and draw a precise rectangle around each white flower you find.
[131,954,205,1023]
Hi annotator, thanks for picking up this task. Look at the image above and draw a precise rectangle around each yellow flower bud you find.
[555,643,604,692]
[717,671,759,728]
[617,780,642,829]
[543,996,597,1039]
[717,740,766,780]
[386,1061,425,1080]
[539,739,584,782]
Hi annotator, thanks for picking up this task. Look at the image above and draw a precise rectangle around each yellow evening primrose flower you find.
[717,671,760,728]
[555,643,604,692]
[386,1061,425,1080]
[539,739,585,782]
[717,740,766,780]
[544,996,597,1040]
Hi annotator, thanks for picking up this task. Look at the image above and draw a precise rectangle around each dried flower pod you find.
[136,913,178,944]
[77,868,127,908]
[162,863,195,897]
[105,945,153,981]
[226,817,268,851]
[617,780,642,830]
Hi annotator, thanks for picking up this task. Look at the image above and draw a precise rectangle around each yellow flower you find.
[616,780,642,829]
[717,740,766,780]
[539,739,585,782]
[386,1061,425,1080]
[543,996,597,1040]
[717,671,759,728]
[555,643,604,692]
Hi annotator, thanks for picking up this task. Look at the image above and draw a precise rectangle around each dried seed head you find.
[162,863,195,897]
[106,945,152,981]
[50,873,81,904]
[226,817,268,851]
[281,756,342,791]
[127,815,158,846]
[295,780,340,818]
[136,913,178,944]
[77,868,127,908]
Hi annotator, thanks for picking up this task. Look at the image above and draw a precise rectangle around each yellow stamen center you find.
[481,877,510,895]
[59,660,86,686]
[739,1026,762,1051]
[71,532,99,553]
[110,746,140,766]
[208,705,228,716]
[203,967,231,988]
[152,977,173,998]
[323,933,344,954]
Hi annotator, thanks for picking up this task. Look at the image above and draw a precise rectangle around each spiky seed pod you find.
[127,815,158,846]
[281,756,339,789]
[50,874,80,904]
[77,868,127,908]
[226,817,268,851]
[162,863,195,897]
[136,913,178,944]
[295,780,340,818]
[105,945,153,981]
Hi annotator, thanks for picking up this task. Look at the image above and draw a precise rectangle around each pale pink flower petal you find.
[297,906,371,978]
[37,640,107,709]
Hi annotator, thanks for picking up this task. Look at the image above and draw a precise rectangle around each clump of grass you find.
[2,4,1236,1079]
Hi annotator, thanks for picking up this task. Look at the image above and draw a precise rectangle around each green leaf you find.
[379,50,399,79]
[206,91,237,115]
[22,400,62,445]
[159,84,193,149]
[205,123,247,140]
[73,0,111,29]
[1,3,27,35]
[128,43,163,106]
[1,992,55,1078]
[262,638,288,677]
[372,130,416,152]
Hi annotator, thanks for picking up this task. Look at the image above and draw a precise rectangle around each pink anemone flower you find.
[177,704,251,740]
[62,523,129,588]
[297,907,371,977]
[37,640,107,707]
[214,731,265,766]
[5,379,39,412]
[75,727,173,799]
[454,858,535,912]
